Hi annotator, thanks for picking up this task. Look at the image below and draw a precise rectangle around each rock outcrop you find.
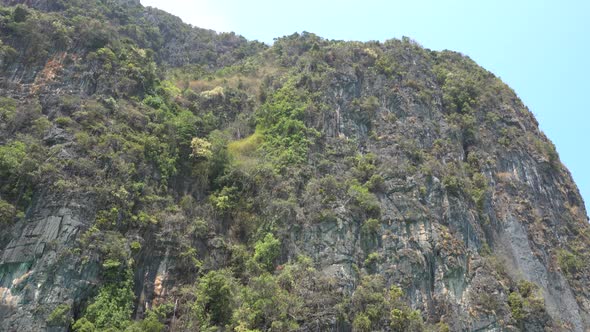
[0,1,588,331]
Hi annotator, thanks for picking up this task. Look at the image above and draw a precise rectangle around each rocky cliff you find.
[0,1,589,331]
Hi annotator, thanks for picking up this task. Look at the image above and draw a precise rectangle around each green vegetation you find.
[0,140,27,178]
[125,305,171,332]
[348,180,381,218]
[442,175,464,196]
[256,81,318,170]
[209,186,238,213]
[508,280,545,324]
[0,139,37,216]
[468,172,488,211]
[363,252,381,273]
[557,248,584,276]
[46,304,72,327]
[352,96,380,125]
[441,161,489,215]
[0,2,579,331]
[73,272,135,331]
[530,134,560,170]
[351,153,378,182]
[340,275,424,332]
[233,272,300,331]
[190,137,213,160]
[191,269,237,328]
[228,132,261,155]
[252,233,281,272]
[0,199,16,224]
[362,218,380,235]
[181,251,328,331]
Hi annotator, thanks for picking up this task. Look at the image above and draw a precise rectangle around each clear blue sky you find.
[142,0,590,216]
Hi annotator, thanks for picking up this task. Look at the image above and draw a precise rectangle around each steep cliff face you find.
[0,1,589,332]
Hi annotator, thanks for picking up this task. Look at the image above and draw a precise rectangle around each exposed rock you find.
[0,1,588,331]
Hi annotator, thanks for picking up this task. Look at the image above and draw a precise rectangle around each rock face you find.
[0,194,98,331]
[0,1,589,332]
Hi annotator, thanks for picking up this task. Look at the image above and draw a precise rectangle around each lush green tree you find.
[72,318,96,332]
[12,5,29,23]
[252,233,281,272]
[0,199,16,224]
[124,305,171,332]
[233,273,299,331]
[0,140,26,177]
[191,269,237,328]
[168,110,199,148]
[256,82,318,169]
[190,137,213,160]
[77,278,135,331]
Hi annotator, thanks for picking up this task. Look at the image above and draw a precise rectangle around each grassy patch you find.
[227,130,263,168]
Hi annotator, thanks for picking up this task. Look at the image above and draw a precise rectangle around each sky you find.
[141,0,590,216]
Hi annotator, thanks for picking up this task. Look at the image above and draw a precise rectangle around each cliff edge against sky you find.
[0,1,589,331]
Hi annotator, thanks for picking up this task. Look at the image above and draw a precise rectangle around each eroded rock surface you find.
[0,1,589,331]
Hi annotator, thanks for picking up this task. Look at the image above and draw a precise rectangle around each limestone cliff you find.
[0,1,588,331]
